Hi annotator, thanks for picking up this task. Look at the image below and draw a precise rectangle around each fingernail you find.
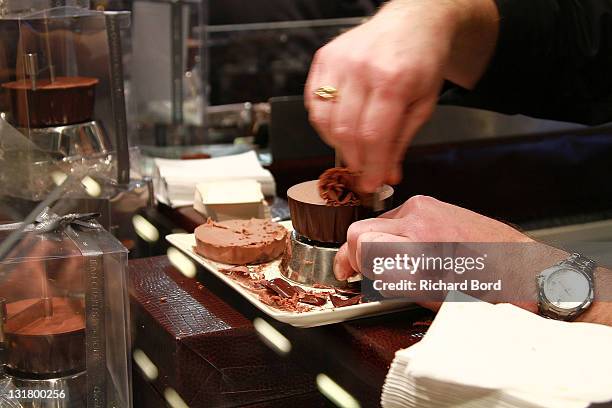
[388,168,402,185]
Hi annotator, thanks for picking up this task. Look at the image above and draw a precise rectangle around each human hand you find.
[334,195,568,312]
[305,0,499,192]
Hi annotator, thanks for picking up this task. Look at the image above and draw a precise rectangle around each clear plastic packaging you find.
[0,208,131,407]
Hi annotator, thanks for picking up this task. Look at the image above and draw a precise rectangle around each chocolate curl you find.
[318,167,361,206]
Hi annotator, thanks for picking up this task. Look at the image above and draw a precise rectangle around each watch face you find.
[543,268,590,310]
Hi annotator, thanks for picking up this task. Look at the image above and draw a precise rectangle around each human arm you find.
[334,195,612,326]
[305,0,500,192]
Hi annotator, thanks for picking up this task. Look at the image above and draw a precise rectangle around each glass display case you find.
[0,2,154,257]
[0,4,124,202]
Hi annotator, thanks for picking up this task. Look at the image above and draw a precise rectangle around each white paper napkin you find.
[154,151,276,208]
[382,292,612,408]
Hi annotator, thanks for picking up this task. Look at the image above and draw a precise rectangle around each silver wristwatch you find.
[536,253,596,321]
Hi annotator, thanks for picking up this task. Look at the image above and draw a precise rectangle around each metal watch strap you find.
[560,253,596,277]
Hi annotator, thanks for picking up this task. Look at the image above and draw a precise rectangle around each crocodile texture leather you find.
[129,257,322,407]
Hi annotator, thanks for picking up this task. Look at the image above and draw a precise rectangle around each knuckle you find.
[404,195,435,213]
[346,222,362,244]
[400,217,427,240]
[313,47,329,63]
[369,65,404,92]
[314,44,342,66]
[332,125,353,142]
[413,102,436,122]
[346,54,369,71]
[357,127,378,144]
[347,220,369,244]
[309,109,330,129]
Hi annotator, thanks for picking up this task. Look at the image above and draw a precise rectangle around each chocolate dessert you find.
[318,167,360,206]
[5,297,85,336]
[4,297,85,375]
[2,76,99,127]
[194,218,288,265]
[288,174,393,244]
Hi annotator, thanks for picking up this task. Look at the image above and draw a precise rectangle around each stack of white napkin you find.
[154,151,276,208]
[382,292,612,408]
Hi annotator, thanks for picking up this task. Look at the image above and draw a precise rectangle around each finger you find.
[305,49,343,144]
[355,88,406,192]
[304,49,325,111]
[334,243,356,280]
[356,231,412,278]
[346,218,406,272]
[329,77,368,171]
[307,78,341,145]
[386,96,437,185]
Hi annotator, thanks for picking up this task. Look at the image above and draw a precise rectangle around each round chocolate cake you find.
[2,76,99,127]
[288,168,394,244]
[5,297,86,375]
[194,218,288,265]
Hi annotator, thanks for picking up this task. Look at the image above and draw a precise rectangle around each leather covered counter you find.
[129,256,324,407]
[129,256,434,407]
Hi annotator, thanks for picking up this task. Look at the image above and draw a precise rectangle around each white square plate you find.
[166,222,414,327]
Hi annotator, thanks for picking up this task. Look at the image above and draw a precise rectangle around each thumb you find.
[355,231,413,279]
[334,243,355,281]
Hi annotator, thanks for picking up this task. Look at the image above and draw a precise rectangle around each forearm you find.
[444,0,500,89]
[444,245,612,327]
[379,0,500,90]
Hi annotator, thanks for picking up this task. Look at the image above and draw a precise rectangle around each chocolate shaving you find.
[205,217,247,235]
[330,294,363,308]
[261,278,298,298]
[219,266,268,292]
[259,292,308,312]
[260,279,330,307]
[298,293,327,306]
[318,167,361,206]
[218,263,367,311]
[219,265,250,276]
[334,287,361,297]
[206,217,229,229]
